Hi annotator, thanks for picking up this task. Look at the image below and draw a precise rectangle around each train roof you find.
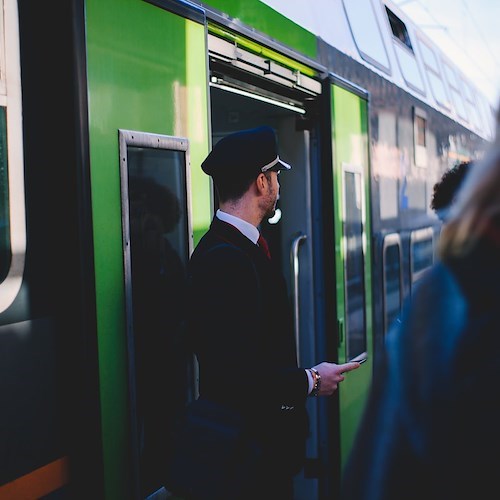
[257,0,494,141]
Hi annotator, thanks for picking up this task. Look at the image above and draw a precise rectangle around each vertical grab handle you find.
[290,233,307,366]
[337,318,344,347]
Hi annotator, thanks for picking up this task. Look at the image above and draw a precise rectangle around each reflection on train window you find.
[342,0,391,74]
[119,130,192,498]
[414,107,427,167]
[419,37,450,109]
[343,165,366,358]
[410,227,434,286]
[0,107,9,282]
[443,62,467,120]
[461,78,481,130]
[127,148,190,270]
[479,96,495,137]
[382,234,403,334]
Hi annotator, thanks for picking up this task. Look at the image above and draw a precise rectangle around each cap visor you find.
[261,156,292,172]
[277,158,292,170]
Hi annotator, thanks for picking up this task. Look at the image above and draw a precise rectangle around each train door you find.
[207,29,324,499]
[84,0,211,497]
[327,79,373,470]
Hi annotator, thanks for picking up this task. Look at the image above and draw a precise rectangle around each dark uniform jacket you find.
[186,216,309,477]
[341,223,500,500]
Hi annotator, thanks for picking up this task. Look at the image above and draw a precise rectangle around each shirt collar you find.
[216,209,260,244]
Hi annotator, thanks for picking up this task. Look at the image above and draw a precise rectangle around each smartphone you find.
[349,352,368,364]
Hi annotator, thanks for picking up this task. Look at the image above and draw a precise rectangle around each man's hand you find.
[311,361,361,396]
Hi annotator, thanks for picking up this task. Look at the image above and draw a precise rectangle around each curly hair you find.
[430,161,471,220]
[440,99,500,258]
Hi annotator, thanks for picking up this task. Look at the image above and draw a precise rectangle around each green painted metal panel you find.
[208,23,317,77]
[330,83,373,469]
[203,0,317,60]
[85,0,210,497]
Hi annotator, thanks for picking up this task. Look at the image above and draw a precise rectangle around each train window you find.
[484,98,496,138]
[385,7,412,50]
[443,61,467,121]
[0,108,8,282]
[461,78,481,130]
[479,95,495,139]
[475,95,488,137]
[415,115,426,146]
[119,130,193,498]
[410,227,434,285]
[382,234,403,334]
[0,0,7,282]
[342,0,391,74]
[342,163,367,359]
[413,107,427,167]
[418,37,450,109]
[0,0,26,313]
[0,0,5,96]
[385,7,426,95]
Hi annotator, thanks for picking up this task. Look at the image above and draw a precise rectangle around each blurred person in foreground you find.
[341,105,500,500]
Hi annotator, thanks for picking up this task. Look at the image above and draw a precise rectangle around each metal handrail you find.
[290,233,307,366]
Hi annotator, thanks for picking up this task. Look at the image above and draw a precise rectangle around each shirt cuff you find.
[306,369,314,395]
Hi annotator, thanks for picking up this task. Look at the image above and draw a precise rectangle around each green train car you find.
[0,0,491,498]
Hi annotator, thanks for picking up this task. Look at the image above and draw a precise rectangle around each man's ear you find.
[255,173,267,194]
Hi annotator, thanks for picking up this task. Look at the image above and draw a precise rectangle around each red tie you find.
[257,234,271,260]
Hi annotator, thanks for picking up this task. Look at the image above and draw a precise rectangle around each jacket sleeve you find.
[187,244,307,404]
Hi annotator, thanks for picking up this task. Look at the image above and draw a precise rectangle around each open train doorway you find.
[209,75,322,497]
[210,85,311,283]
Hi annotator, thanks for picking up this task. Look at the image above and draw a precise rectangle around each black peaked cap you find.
[201,126,292,180]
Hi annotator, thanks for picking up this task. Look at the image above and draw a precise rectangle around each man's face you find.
[263,170,280,218]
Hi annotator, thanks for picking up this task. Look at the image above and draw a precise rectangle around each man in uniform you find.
[185,126,360,499]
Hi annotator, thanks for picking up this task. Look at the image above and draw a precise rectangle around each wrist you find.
[309,368,321,397]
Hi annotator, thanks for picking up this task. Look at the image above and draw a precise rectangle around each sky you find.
[393,0,500,107]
